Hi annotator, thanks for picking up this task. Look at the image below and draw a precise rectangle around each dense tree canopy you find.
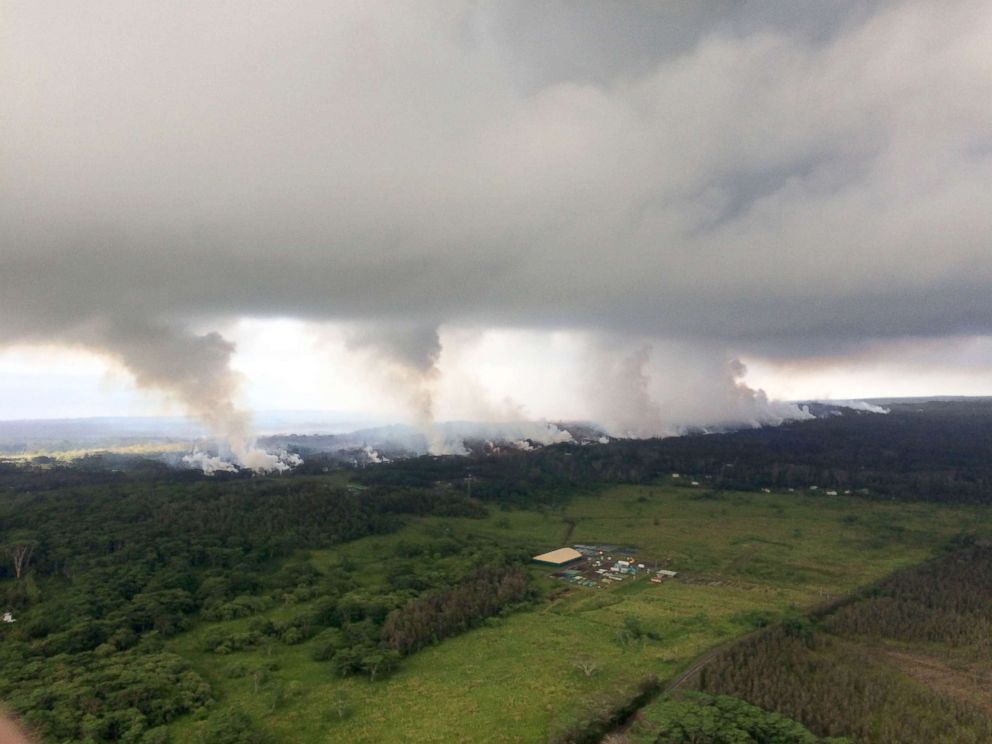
[0,473,503,742]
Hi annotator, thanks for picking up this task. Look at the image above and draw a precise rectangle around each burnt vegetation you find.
[690,542,992,744]
[382,564,532,656]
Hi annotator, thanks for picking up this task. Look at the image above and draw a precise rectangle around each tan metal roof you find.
[533,547,583,564]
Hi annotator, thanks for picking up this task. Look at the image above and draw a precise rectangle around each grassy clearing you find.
[167,484,988,743]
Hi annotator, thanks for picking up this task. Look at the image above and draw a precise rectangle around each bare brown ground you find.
[0,715,33,744]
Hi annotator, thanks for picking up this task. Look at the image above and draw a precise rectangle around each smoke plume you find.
[37,319,299,472]
[2,1,990,446]
[345,322,448,452]
[585,338,813,437]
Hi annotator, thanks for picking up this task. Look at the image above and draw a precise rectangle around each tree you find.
[330,689,352,720]
[4,535,38,580]
[199,708,269,744]
[574,655,600,677]
[361,649,400,682]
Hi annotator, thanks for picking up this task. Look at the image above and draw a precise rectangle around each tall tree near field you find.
[3,534,38,579]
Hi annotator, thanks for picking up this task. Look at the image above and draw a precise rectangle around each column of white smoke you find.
[584,343,670,438]
[583,337,814,437]
[81,319,300,473]
[345,322,452,454]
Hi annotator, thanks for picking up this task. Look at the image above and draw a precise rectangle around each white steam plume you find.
[345,322,448,452]
[585,338,813,437]
[586,345,668,437]
[76,319,299,472]
[182,450,237,475]
[822,399,890,414]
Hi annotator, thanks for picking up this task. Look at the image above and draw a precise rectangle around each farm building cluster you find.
[532,544,678,588]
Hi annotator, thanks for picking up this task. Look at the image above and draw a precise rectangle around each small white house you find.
[2,612,14,623]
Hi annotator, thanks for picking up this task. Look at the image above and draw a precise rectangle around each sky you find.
[2,1,991,453]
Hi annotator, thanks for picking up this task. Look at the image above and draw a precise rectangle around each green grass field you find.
[166,483,988,743]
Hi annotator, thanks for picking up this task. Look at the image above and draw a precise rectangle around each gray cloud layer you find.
[2,1,991,455]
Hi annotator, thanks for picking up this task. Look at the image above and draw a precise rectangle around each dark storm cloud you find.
[481,0,897,90]
[1,0,990,455]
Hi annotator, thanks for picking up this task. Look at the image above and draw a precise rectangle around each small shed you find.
[532,547,583,566]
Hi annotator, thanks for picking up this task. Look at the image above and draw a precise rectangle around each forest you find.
[353,399,992,503]
[0,474,533,742]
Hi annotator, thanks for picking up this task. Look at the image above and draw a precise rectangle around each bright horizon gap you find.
[4,322,992,423]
